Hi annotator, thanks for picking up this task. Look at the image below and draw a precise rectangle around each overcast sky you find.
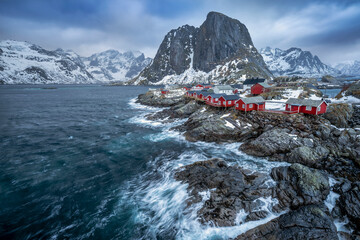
[1,0,359,64]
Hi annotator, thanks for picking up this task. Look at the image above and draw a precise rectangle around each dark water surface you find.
[0,85,285,240]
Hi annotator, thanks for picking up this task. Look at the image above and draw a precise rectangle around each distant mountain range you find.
[0,40,151,84]
[332,61,360,77]
[129,12,273,85]
[259,47,341,78]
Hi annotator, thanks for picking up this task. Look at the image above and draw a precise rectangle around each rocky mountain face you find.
[130,12,272,85]
[0,40,151,84]
[333,60,360,76]
[260,47,340,77]
[82,50,152,82]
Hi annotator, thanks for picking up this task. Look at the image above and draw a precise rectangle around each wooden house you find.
[235,96,266,111]
[251,82,271,95]
[219,95,241,107]
[285,98,328,115]
[243,78,266,90]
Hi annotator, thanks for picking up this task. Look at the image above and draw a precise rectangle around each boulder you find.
[323,103,353,128]
[338,181,360,232]
[236,204,338,240]
[271,163,330,209]
[240,128,302,157]
[287,146,329,167]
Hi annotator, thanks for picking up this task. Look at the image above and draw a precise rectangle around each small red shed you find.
[205,94,222,105]
[219,95,241,107]
[251,82,271,95]
[161,89,169,94]
[235,96,266,111]
[285,98,328,115]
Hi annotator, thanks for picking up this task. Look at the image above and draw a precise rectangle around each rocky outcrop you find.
[236,204,338,240]
[338,181,360,232]
[271,164,330,210]
[131,12,272,85]
[175,159,331,228]
[323,103,354,128]
[137,90,186,107]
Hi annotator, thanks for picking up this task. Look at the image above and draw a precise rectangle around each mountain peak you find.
[130,12,272,85]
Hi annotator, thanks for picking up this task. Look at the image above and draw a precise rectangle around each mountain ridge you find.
[260,46,340,77]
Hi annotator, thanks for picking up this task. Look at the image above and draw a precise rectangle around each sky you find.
[0,0,360,65]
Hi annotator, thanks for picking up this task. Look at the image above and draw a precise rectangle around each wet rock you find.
[240,128,302,157]
[137,90,185,107]
[287,146,329,167]
[323,103,353,128]
[271,164,330,209]
[174,159,273,227]
[173,100,203,117]
[338,181,360,232]
[236,204,338,240]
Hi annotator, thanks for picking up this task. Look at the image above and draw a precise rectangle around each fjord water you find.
[0,85,286,239]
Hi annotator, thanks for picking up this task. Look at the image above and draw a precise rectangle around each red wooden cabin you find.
[218,95,241,107]
[235,96,266,111]
[251,82,271,95]
[285,98,328,115]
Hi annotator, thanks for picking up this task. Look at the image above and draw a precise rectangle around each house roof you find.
[231,84,243,89]
[221,95,240,101]
[187,90,196,94]
[208,94,223,98]
[243,78,266,85]
[202,92,213,97]
[257,82,271,88]
[214,85,233,90]
[239,96,265,104]
[285,98,326,107]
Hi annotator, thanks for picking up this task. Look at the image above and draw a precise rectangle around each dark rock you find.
[338,181,360,232]
[287,146,329,167]
[323,103,353,128]
[271,164,330,209]
[175,159,272,227]
[137,90,186,107]
[240,128,302,157]
[236,204,338,240]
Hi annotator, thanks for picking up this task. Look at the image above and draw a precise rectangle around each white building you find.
[213,85,234,95]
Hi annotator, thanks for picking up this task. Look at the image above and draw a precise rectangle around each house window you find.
[228,101,231,104]
[242,104,245,108]
[317,106,321,111]
[215,98,218,101]
[236,104,239,107]
[249,104,253,108]
[306,106,312,111]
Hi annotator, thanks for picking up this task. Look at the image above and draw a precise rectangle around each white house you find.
[213,85,234,95]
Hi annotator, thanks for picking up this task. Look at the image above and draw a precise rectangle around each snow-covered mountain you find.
[0,40,96,84]
[82,50,152,82]
[129,12,272,85]
[260,47,340,77]
[333,60,360,76]
[0,40,152,84]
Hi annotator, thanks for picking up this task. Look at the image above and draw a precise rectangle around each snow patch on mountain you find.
[260,47,340,77]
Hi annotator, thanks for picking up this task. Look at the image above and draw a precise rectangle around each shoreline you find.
[136,89,360,238]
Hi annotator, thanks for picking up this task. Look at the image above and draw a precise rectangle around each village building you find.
[213,85,234,95]
[205,94,223,106]
[251,82,271,95]
[243,78,266,90]
[231,84,243,94]
[285,98,328,115]
[219,95,240,107]
[183,85,192,91]
[235,96,266,111]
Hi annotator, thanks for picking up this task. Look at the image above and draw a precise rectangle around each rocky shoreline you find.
[137,90,360,238]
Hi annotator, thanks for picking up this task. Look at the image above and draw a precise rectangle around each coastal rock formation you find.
[236,204,338,240]
[323,103,354,128]
[137,90,186,107]
[131,12,272,85]
[175,159,331,228]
